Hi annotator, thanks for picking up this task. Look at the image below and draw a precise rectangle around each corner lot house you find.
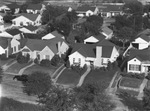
[69,40,119,68]
[12,13,41,26]
[132,35,150,50]
[76,5,99,17]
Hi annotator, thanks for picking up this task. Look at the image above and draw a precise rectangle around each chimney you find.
[57,42,61,57]
[94,46,102,68]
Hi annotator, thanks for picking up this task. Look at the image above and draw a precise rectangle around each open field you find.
[57,68,80,86]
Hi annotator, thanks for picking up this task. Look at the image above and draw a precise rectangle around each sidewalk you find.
[76,66,91,87]
[54,67,66,83]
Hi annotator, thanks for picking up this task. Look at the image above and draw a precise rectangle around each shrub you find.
[0,54,8,60]
[9,53,17,59]
[65,60,70,68]
[16,53,30,64]
[71,64,87,76]
[121,72,145,79]
[34,58,39,64]
[51,55,60,66]
[40,59,51,67]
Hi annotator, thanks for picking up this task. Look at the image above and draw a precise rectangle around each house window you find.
[129,64,141,71]
[45,55,50,60]
[73,58,75,64]
[14,46,16,52]
[79,58,81,64]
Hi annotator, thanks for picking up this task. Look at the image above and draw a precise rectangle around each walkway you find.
[51,64,64,78]
[18,62,35,75]
[106,71,129,111]
[54,67,66,83]
[2,60,17,72]
[76,66,91,87]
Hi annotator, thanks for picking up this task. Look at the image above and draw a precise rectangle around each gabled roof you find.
[27,3,43,10]
[76,5,96,12]
[99,5,123,12]
[23,33,44,39]
[101,26,113,35]
[129,47,150,61]
[23,39,58,53]
[6,3,21,9]
[18,13,39,21]
[102,46,114,58]
[51,30,64,38]
[139,35,150,42]
[137,29,150,37]
[24,25,38,31]
[6,29,22,36]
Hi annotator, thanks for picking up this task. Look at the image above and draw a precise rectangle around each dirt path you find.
[106,71,129,111]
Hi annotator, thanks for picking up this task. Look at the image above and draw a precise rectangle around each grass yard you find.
[6,61,32,74]
[120,77,143,88]
[83,69,117,89]
[0,59,13,67]
[56,68,81,86]
[146,80,150,89]
[23,64,57,76]
[116,88,139,97]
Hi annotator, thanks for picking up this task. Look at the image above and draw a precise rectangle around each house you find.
[12,13,41,26]
[26,3,46,14]
[6,3,21,14]
[127,47,150,73]
[69,40,119,68]
[84,34,106,44]
[98,4,123,18]
[0,29,22,39]
[132,35,150,50]
[42,30,65,40]
[10,38,20,54]
[76,5,99,17]
[101,26,113,39]
[19,25,38,33]
[0,3,10,13]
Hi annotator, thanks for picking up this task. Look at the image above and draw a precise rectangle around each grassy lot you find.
[56,68,81,86]
[83,69,117,89]
[146,80,150,89]
[116,88,139,97]
[1,97,42,111]
[0,59,14,67]
[120,77,143,88]
[6,61,32,74]
[23,64,58,76]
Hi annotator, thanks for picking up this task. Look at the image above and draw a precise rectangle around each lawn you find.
[23,64,57,76]
[146,80,150,89]
[6,61,32,74]
[0,59,14,67]
[120,77,143,88]
[83,69,117,89]
[56,68,81,86]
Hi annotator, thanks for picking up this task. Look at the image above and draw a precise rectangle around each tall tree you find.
[23,71,52,98]
[116,26,136,49]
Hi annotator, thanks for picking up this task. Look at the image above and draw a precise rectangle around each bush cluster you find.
[40,59,51,67]
[71,65,87,76]
[16,53,30,64]
[0,54,8,60]
[121,72,145,79]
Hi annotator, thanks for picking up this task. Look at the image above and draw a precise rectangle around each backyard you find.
[120,77,143,88]
[56,68,81,86]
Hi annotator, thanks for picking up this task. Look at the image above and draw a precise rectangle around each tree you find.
[39,86,74,111]
[0,67,3,83]
[143,88,150,111]
[23,71,52,98]
[3,14,14,23]
[51,55,60,66]
[116,26,136,49]
[73,82,114,111]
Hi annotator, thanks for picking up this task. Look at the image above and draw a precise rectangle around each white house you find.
[69,41,119,68]
[12,13,41,26]
[84,34,106,44]
[76,5,99,17]
[127,48,150,73]
[101,26,113,39]
[10,38,20,54]
[42,30,65,40]
[132,35,150,50]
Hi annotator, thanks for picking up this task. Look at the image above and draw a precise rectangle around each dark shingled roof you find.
[24,25,38,31]
[6,29,22,36]
[129,47,150,61]
[27,3,43,10]
[76,5,96,12]
[98,5,123,12]
[71,43,114,58]
[51,30,64,38]
[6,3,21,9]
[139,35,150,42]
[19,13,39,21]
